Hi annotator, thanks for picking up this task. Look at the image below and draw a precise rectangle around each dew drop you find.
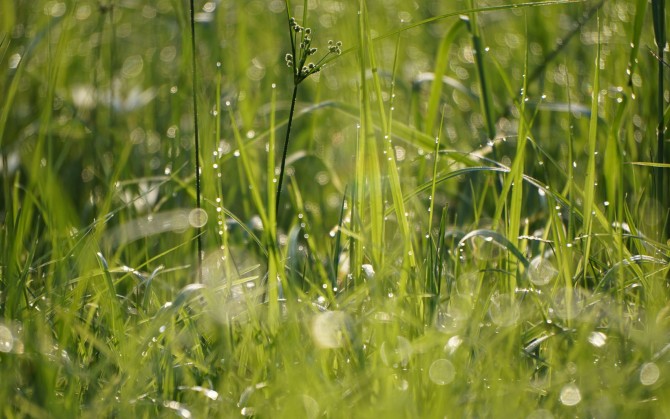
[311,311,352,349]
[640,362,660,386]
[240,407,256,417]
[0,325,14,353]
[445,335,462,354]
[361,264,375,279]
[429,359,455,385]
[489,292,520,327]
[588,331,607,348]
[188,208,208,228]
[380,336,412,368]
[560,383,581,406]
[528,256,558,286]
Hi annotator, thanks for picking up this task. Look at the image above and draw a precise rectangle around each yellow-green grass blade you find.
[581,20,600,276]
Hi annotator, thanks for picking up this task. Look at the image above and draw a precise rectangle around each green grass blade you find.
[652,0,668,234]
[360,1,384,269]
[581,18,601,274]
[424,20,465,136]
[627,0,648,86]
[462,12,495,144]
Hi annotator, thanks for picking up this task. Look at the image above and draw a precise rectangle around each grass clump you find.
[1,0,670,417]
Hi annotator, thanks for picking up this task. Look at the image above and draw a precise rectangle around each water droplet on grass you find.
[429,359,455,385]
[640,362,660,386]
[380,336,412,368]
[435,306,465,333]
[551,288,587,320]
[361,264,375,279]
[240,407,255,416]
[445,335,463,354]
[489,292,520,327]
[560,383,581,406]
[164,401,192,418]
[311,311,353,349]
[0,325,14,353]
[588,331,607,348]
[188,208,208,228]
[528,256,558,286]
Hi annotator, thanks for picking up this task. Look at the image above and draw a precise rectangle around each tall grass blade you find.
[424,20,465,136]
[462,12,495,145]
[360,0,384,269]
[188,0,203,275]
[627,0,648,87]
[652,0,668,236]
[331,187,347,288]
[581,18,601,277]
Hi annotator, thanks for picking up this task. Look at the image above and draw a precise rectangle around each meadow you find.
[1,0,670,417]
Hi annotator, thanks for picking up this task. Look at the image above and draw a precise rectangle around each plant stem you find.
[652,0,667,237]
[189,0,203,277]
[276,83,299,215]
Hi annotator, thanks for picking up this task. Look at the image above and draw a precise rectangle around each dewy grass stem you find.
[189,0,203,278]
[275,84,299,215]
[651,0,667,236]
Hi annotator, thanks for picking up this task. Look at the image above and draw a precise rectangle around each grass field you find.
[2,0,670,417]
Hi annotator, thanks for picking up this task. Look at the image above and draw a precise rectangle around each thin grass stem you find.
[189,0,203,278]
[276,84,299,215]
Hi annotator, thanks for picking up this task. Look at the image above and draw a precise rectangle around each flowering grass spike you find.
[275,17,343,213]
[285,16,342,84]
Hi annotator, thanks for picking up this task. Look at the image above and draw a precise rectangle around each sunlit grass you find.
[1,0,670,417]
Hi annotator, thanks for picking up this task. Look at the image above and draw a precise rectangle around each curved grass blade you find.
[597,255,668,292]
[462,13,495,145]
[627,0,648,87]
[458,229,530,268]
[424,20,466,135]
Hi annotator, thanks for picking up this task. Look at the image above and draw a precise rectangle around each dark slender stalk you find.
[275,84,299,215]
[189,0,203,278]
[652,0,667,236]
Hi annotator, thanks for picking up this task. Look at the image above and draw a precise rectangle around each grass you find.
[1,0,670,417]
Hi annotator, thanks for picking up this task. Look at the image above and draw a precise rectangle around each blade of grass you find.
[360,0,385,269]
[424,20,466,136]
[652,0,668,236]
[377,33,416,271]
[188,0,203,276]
[627,0,647,87]
[581,18,601,277]
[462,12,496,146]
